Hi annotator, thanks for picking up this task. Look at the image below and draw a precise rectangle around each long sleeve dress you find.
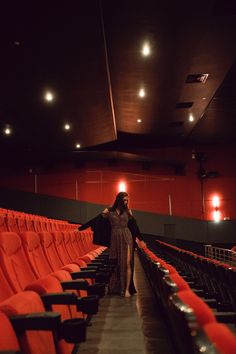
[105,210,136,296]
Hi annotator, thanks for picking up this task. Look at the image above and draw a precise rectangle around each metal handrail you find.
[204,244,236,266]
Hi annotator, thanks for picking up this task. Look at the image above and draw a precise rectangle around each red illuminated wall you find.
[1,144,236,221]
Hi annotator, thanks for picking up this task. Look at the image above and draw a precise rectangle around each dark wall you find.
[1,188,236,249]
[0,187,82,222]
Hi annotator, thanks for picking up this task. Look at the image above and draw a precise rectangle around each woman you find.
[78,192,143,297]
[102,192,139,297]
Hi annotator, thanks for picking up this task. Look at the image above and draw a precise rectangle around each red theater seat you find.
[0,266,15,302]
[0,215,8,232]
[0,231,100,316]
[0,291,77,354]
[0,232,37,292]
[168,290,216,353]
[0,230,93,332]
[20,231,92,299]
[63,232,94,265]
[51,231,85,268]
[0,311,20,352]
[161,272,190,308]
[20,231,54,278]
[38,231,83,274]
[200,322,236,354]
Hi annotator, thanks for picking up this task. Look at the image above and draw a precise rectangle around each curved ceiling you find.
[1,0,236,170]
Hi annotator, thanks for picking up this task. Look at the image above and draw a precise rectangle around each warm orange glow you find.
[212,195,220,208]
[118,181,126,192]
[212,195,221,222]
[213,210,221,222]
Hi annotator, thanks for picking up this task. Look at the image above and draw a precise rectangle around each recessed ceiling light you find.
[137,119,142,123]
[138,88,146,98]
[189,114,194,122]
[4,127,12,135]
[75,143,81,149]
[44,91,54,102]
[202,97,207,100]
[141,42,151,56]
[64,123,71,131]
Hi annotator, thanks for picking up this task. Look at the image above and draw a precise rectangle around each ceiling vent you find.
[176,102,193,109]
[169,121,184,128]
[185,74,209,83]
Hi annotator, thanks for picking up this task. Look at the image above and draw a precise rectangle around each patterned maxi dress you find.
[107,210,136,296]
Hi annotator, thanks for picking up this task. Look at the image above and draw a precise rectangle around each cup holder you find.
[95,272,110,284]
[88,283,106,298]
[77,295,99,315]
[62,318,87,343]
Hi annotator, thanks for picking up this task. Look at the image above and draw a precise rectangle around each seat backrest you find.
[0,232,37,292]
[77,231,88,254]
[63,232,78,263]
[51,232,72,265]
[201,322,236,354]
[38,232,65,271]
[0,311,20,352]
[5,216,20,233]
[20,231,53,278]
[25,218,35,232]
[0,215,8,232]
[25,274,81,338]
[177,290,216,327]
[32,219,42,232]
[0,266,15,302]
[16,217,27,233]
[70,232,88,267]
[38,232,81,276]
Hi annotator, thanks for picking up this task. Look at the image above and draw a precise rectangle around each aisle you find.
[78,253,176,354]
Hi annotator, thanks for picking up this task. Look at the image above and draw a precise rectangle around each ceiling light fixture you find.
[4,127,11,135]
[189,114,194,122]
[64,123,71,131]
[141,42,151,56]
[44,91,54,102]
[137,119,142,123]
[138,88,146,98]
[75,143,81,149]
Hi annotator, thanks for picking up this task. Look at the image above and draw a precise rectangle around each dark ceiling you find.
[1,0,236,171]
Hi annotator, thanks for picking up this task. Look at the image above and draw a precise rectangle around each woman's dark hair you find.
[111,192,129,213]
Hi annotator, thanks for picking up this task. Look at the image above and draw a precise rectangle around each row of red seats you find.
[0,209,110,354]
[0,208,77,233]
[155,240,236,314]
[137,240,236,354]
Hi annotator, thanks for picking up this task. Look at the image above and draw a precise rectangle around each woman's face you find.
[123,196,129,207]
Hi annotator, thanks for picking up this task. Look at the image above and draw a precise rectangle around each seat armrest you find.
[40,293,78,310]
[61,280,89,291]
[71,270,96,280]
[10,312,61,332]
